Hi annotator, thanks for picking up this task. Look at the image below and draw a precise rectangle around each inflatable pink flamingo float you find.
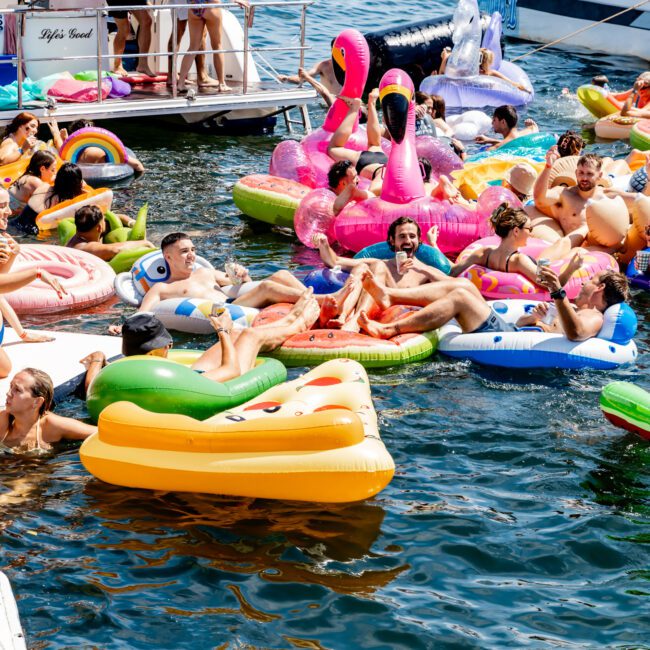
[331,69,509,256]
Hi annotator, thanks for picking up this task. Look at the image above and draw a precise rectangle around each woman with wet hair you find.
[0,368,95,452]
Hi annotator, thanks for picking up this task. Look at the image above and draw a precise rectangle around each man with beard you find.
[533,150,606,247]
[311,216,471,331]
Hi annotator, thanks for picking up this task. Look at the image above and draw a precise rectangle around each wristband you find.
[19,331,28,339]
[545,163,553,169]
[36,268,42,280]
[550,288,566,300]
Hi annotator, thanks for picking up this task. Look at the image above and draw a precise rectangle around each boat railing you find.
[0,0,313,110]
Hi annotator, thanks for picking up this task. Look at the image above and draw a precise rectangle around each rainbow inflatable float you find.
[80,359,395,503]
[59,127,134,185]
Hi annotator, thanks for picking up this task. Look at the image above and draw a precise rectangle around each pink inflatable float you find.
[328,69,505,255]
[456,236,618,300]
[5,244,115,314]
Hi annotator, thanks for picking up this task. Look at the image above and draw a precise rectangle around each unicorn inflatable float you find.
[232,29,462,230]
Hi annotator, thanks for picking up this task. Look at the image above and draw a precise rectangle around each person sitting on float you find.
[0,368,96,452]
[502,162,537,204]
[449,202,581,285]
[419,157,472,206]
[0,189,54,346]
[0,113,64,166]
[557,131,585,158]
[475,104,538,151]
[0,263,66,378]
[66,205,155,261]
[328,160,381,216]
[478,48,531,93]
[357,262,628,342]
[13,163,87,235]
[427,94,466,159]
[414,92,437,137]
[327,88,388,181]
[56,119,144,173]
[8,151,58,215]
[620,72,650,119]
[83,294,320,390]
[604,152,650,206]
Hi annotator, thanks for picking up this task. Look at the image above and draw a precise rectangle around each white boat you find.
[0,0,316,135]
[0,572,26,650]
[480,0,650,60]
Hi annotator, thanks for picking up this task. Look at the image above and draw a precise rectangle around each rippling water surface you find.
[1,1,649,647]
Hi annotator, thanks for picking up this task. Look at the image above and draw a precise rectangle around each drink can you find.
[395,251,407,274]
[541,302,557,325]
[536,258,550,279]
[225,261,242,285]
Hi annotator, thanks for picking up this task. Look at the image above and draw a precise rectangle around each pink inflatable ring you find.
[456,236,618,300]
[5,244,116,314]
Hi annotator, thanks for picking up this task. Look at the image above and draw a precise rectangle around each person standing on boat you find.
[106,0,156,77]
[176,0,250,93]
[475,105,538,151]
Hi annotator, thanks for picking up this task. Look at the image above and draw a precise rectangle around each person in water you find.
[556,131,585,158]
[357,261,628,342]
[475,104,538,150]
[57,120,144,173]
[534,150,606,247]
[13,163,87,235]
[8,151,58,215]
[0,368,95,453]
[83,294,320,388]
[0,113,40,165]
[327,88,388,181]
[502,162,537,203]
[327,161,379,216]
[66,205,155,261]
[621,72,650,119]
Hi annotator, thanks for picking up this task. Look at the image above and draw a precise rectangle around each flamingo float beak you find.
[331,46,346,87]
[380,83,411,144]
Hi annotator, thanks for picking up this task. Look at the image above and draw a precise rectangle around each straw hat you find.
[504,163,537,198]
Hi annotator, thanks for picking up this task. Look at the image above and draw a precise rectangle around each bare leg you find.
[112,17,130,75]
[204,9,229,91]
[199,313,242,382]
[539,235,573,262]
[177,13,205,90]
[366,87,383,148]
[0,347,11,379]
[328,97,363,160]
[133,9,155,76]
[359,287,490,338]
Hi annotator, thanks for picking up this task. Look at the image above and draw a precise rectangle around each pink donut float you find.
[5,244,115,314]
[456,236,619,300]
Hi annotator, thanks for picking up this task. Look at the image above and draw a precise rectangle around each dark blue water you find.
[2,1,650,647]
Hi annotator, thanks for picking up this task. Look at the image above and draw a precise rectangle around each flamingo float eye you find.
[340,47,345,58]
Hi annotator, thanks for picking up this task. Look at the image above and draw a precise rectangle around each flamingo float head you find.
[322,30,370,134]
[379,69,415,145]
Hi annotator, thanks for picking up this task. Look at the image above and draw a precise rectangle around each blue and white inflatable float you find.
[438,299,638,369]
[114,250,259,334]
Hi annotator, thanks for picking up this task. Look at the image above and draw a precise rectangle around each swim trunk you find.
[628,166,648,193]
[163,0,188,22]
[471,308,517,334]
[106,0,149,20]
[355,150,388,174]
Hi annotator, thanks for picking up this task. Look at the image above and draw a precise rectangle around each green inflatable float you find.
[58,203,152,273]
[86,349,287,422]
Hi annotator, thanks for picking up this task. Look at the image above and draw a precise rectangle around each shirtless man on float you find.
[136,232,357,326]
[533,149,606,250]
[311,216,476,331]
[474,105,538,151]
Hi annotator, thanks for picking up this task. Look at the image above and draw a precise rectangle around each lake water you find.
[1,1,649,647]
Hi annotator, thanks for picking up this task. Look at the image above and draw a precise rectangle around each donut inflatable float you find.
[456,236,618,300]
[594,115,640,140]
[5,244,115,314]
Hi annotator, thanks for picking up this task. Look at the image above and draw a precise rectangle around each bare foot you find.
[280,287,315,325]
[217,82,231,93]
[300,298,321,330]
[112,67,128,77]
[359,311,393,339]
[361,270,390,311]
[136,66,158,77]
[319,295,338,328]
[198,77,220,88]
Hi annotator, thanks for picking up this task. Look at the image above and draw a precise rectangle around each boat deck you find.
[0,81,317,125]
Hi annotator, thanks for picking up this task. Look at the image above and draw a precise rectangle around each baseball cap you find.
[122,312,173,357]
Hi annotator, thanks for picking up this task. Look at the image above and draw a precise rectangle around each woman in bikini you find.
[177,0,250,93]
[0,368,95,453]
[327,88,388,181]
[8,151,57,215]
[450,203,541,281]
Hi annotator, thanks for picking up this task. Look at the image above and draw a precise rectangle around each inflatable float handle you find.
[104,210,123,232]
[128,203,148,241]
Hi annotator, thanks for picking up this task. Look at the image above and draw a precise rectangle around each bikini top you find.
[0,417,45,452]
